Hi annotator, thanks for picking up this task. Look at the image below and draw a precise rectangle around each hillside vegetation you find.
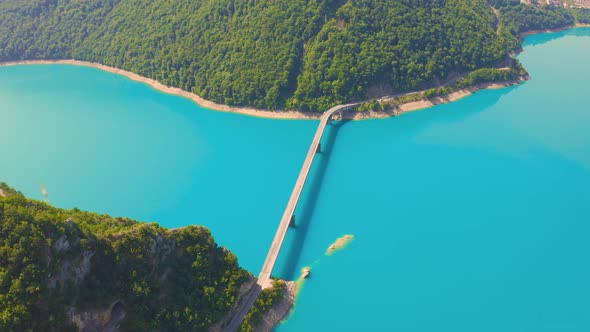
[0,183,249,331]
[0,0,580,111]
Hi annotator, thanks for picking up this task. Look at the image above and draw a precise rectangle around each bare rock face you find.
[52,232,175,331]
[255,281,297,332]
[209,278,297,332]
[67,301,126,332]
[54,234,71,254]
[48,249,94,290]
[209,276,257,332]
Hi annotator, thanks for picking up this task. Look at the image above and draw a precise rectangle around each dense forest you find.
[575,8,590,24]
[494,0,575,35]
[0,0,583,110]
[0,183,271,331]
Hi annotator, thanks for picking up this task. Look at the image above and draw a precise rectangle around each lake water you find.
[1,28,590,331]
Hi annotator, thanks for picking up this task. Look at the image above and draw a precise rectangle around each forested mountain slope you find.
[0,183,251,331]
[0,0,578,110]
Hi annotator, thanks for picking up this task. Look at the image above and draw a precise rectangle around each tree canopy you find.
[0,0,580,111]
[0,183,249,331]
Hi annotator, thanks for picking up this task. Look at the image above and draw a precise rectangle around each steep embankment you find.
[0,183,284,331]
[0,0,581,112]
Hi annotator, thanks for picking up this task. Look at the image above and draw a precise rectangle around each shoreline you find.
[519,23,590,38]
[339,76,529,120]
[0,59,318,120]
[1,25,586,121]
[256,281,297,332]
[209,277,297,332]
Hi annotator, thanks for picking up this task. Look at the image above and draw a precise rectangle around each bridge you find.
[223,103,358,332]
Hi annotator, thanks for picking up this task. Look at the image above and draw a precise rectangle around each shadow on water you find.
[273,88,510,280]
[522,26,590,48]
[277,119,351,280]
[523,29,570,47]
[273,84,518,280]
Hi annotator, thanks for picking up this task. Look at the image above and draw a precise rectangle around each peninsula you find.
[0,183,291,332]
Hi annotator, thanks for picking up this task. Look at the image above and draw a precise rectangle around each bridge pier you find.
[316,142,321,153]
[289,215,295,228]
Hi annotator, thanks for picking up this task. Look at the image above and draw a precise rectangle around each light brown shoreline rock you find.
[2,25,585,121]
[326,234,354,255]
[255,281,297,332]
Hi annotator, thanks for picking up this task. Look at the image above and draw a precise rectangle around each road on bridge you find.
[223,103,357,332]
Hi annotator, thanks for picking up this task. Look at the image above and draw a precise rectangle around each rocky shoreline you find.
[255,281,297,332]
[0,58,528,121]
[209,277,297,332]
[3,20,583,123]
[0,59,317,120]
[3,23,581,122]
[1,26,587,122]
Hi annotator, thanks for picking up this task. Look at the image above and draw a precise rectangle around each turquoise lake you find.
[2,28,590,331]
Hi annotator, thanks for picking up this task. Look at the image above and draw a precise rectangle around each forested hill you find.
[0,0,581,111]
[0,183,251,331]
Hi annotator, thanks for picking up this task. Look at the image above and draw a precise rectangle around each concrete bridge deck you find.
[256,103,357,287]
[223,103,357,331]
